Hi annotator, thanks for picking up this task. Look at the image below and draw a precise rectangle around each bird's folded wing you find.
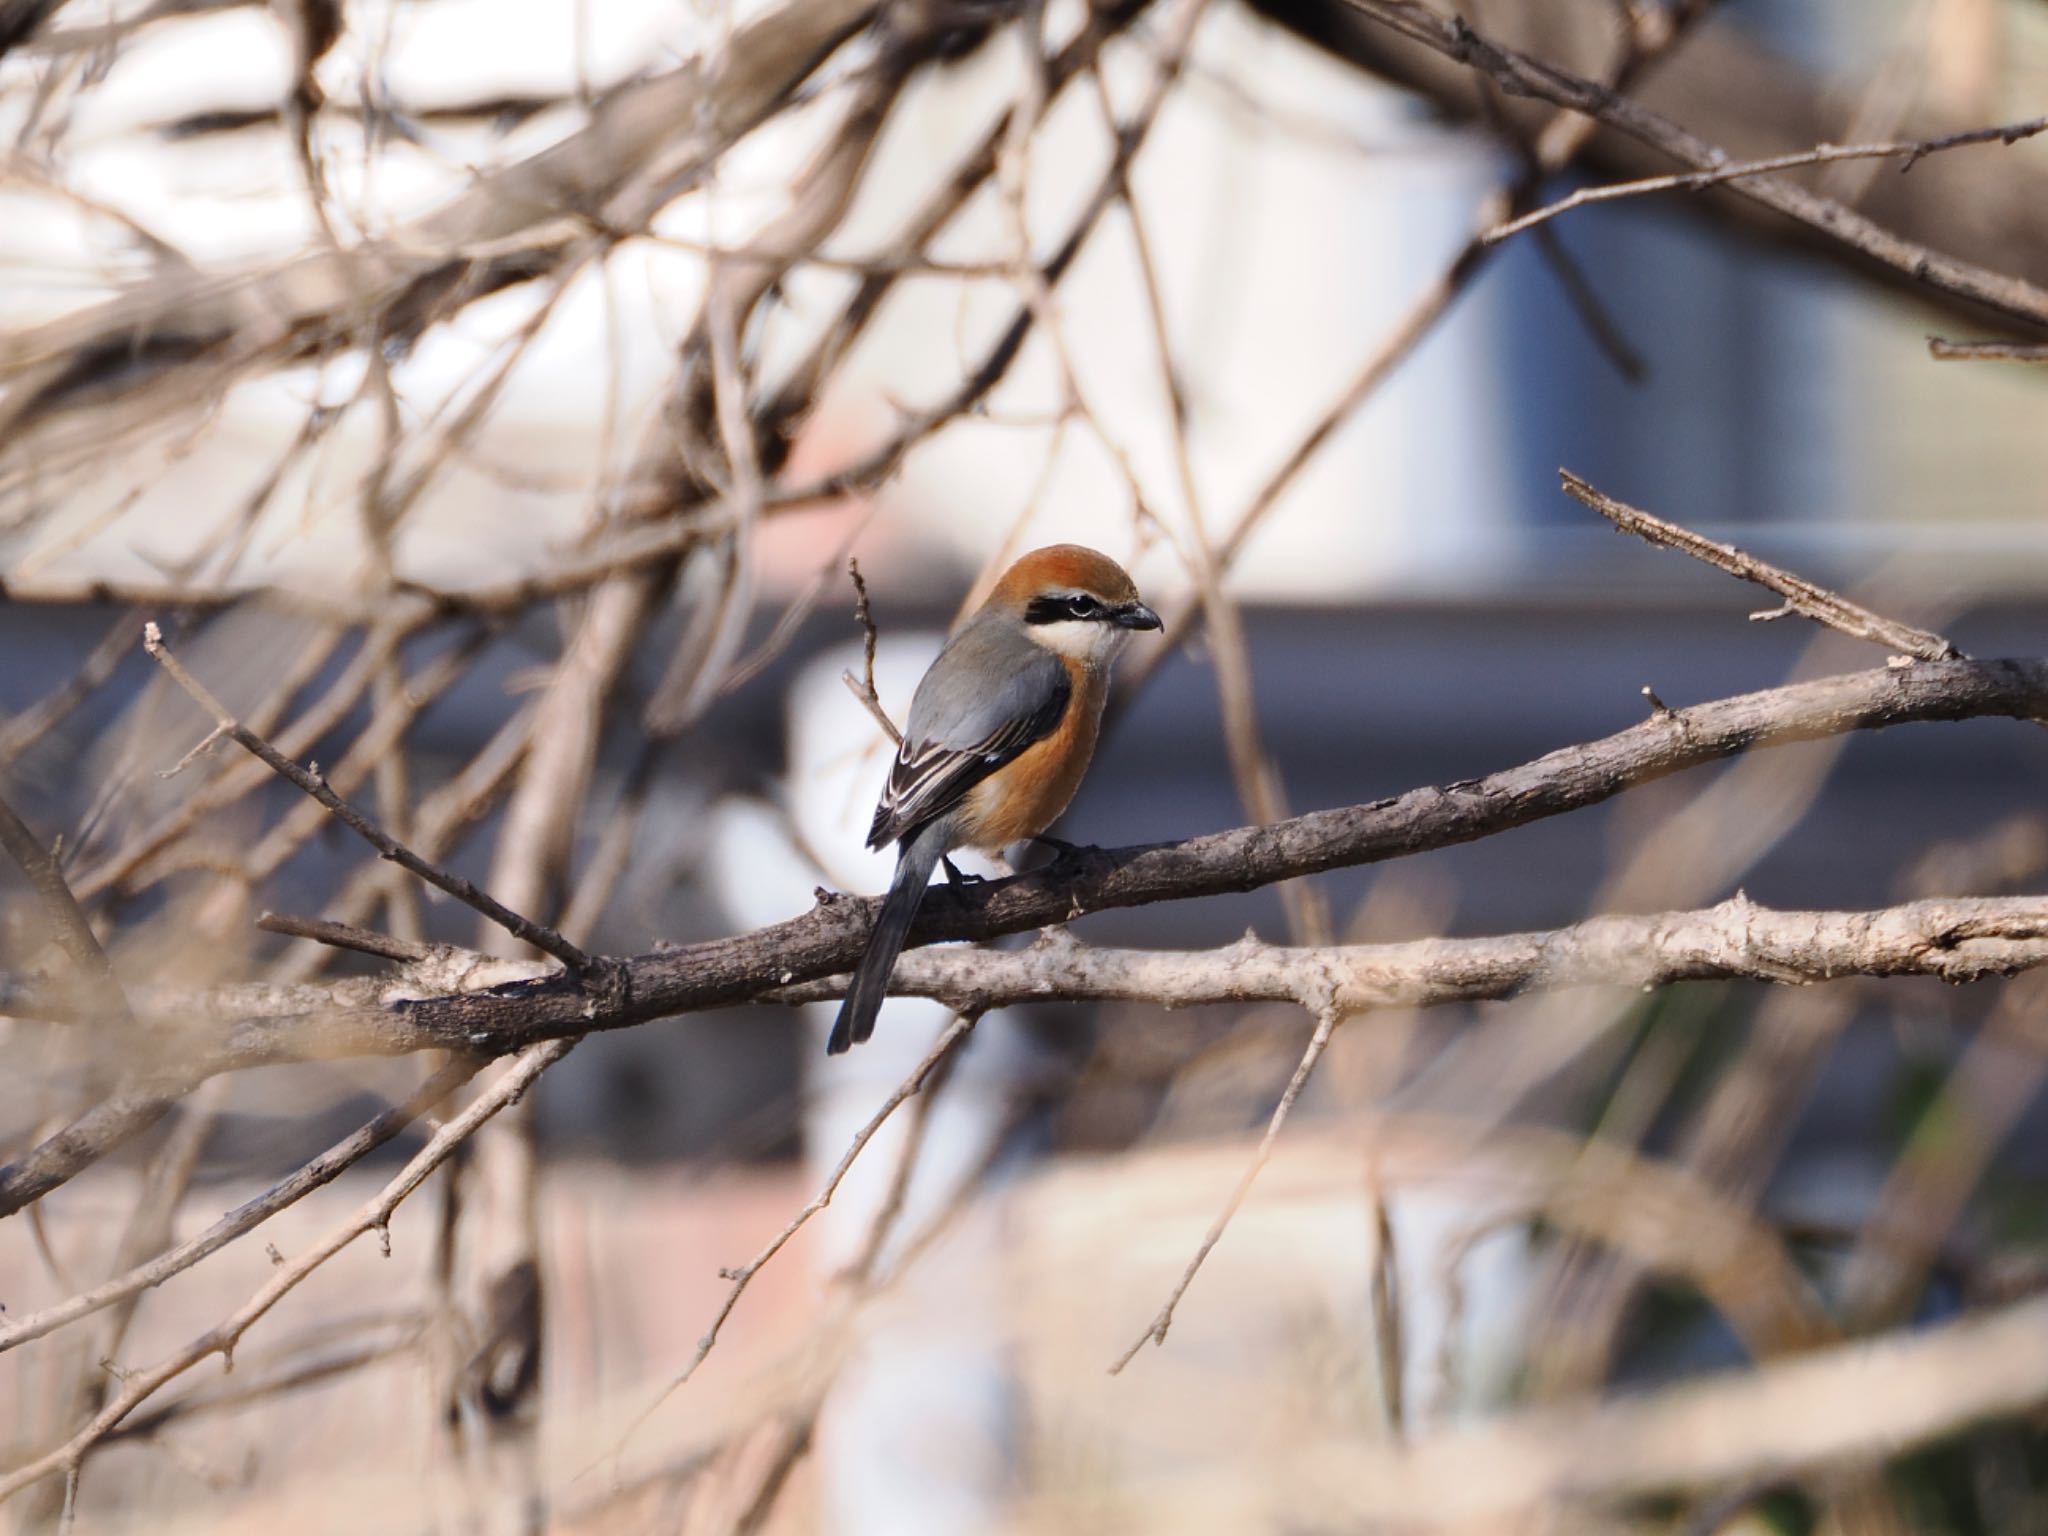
[867,666,1071,849]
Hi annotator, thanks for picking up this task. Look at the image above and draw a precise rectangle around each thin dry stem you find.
[1111,1005,1340,1373]
[614,1013,976,1451]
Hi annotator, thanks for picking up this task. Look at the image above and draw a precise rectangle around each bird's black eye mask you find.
[1025,592,1109,625]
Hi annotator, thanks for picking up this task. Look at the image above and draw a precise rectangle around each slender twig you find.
[1112,1006,1340,1372]
[0,1085,185,1221]
[839,555,902,746]
[0,613,142,772]
[107,1319,429,1441]
[1087,10,1329,947]
[254,911,439,965]
[72,618,385,902]
[1837,973,2048,1330]
[1529,224,1647,381]
[1483,115,2048,246]
[1560,471,1963,662]
[141,623,590,972]
[614,1013,976,1450]
[1927,337,2048,363]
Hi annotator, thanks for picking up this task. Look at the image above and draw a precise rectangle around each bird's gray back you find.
[906,613,1066,750]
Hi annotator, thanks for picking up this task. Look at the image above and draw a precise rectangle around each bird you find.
[828,544,1161,1054]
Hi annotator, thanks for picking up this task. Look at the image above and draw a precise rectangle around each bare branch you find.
[0,1084,185,1220]
[142,622,591,972]
[1927,337,2048,363]
[1483,114,2048,246]
[0,0,883,446]
[1334,0,2048,334]
[1270,1286,2048,1528]
[0,613,142,772]
[0,1040,568,1507]
[0,655,2027,1077]
[1121,1,1717,698]
[0,1057,478,1355]
[615,1013,976,1450]
[1560,471,1963,662]
[253,911,440,965]
[781,892,2048,1014]
[839,555,902,747]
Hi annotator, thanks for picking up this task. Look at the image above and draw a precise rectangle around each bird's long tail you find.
[828,823,945,1054]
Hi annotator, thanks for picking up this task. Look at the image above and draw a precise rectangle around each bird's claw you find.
[942,856,989,892]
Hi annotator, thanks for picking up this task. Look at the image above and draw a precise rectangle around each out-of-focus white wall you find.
[1,0,1522,604]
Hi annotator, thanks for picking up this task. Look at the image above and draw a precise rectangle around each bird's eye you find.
[1025,592,1105,625]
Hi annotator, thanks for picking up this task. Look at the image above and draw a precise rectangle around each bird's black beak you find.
[1114,602,1163,632]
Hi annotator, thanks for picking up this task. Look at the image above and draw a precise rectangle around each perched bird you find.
[829,544,1161,1054]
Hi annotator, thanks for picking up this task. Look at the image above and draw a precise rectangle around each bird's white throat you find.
[1025,618,1132,667]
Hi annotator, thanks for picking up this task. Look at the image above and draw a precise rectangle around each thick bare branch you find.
[780,893,2048,1014]
[0,657,2041,1075]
